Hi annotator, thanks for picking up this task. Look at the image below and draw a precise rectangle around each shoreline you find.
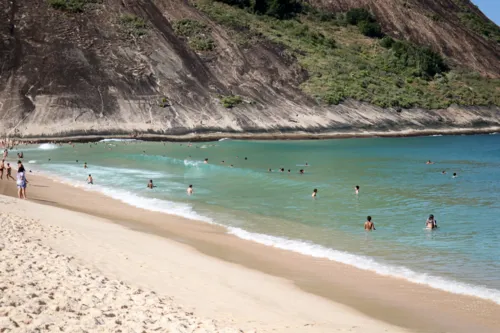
[5,126,500,143]
[1,172,500,332]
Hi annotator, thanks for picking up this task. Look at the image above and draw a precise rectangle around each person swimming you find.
[268,168,272,172]
[426,214,437,229]
[312,189,317,198]
[364,216,375,231]
[426,160,434,165]
[84,162,87,169]
[299,169,304,174]
[355,185,359,194]
[453,172,457,178]
[204,158,208,164]
[187,184,193,195]
[87,174,93,185]
[442,170,446,174]
[280,168,284,172]
[287,169,291,173]
[147,179,156,189]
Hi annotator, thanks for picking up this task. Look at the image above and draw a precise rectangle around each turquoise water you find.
[15,134,500,303]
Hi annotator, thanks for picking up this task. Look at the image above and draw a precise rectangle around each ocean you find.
[14,134,500,304]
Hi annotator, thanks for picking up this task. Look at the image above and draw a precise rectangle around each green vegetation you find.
[344,8,383,38]
[197,0,500,109]
[173,19,216,51]
[216,0,303,19]
[219,95,243,108]
[158,97,170,108]
[47,0,99,13]
[451,0,500,43]
[120,14,148,37]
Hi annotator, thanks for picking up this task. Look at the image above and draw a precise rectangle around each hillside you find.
[0,0,499,138]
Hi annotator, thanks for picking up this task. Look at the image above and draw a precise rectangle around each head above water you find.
[149,179,153,183]
[367,216,372,221]
[429,214,434,219]
[189,185,193,188]
[355,185,359,190]
[313,189,317,193]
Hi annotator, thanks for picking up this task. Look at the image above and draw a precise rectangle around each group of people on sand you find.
[0,157,28,199]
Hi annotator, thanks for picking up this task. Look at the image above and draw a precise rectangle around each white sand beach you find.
[0,195,412,333]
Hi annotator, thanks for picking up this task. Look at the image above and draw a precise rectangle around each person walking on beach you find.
[187,185,193,195]
[0,159,4,180]
[147,179,156,189]
[16,161,27,199]
[426,214,438,229]
[312,189,318,198]
[364,216,375,231]
[87,174,93,185]
[6,163,14,181]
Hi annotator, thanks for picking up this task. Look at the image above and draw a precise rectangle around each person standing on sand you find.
[16,161,27,199]
[187,185,193,195]
[312,189,318,198]
[6,163,14,181]
[0,159,4,180]
[364,216,375,231]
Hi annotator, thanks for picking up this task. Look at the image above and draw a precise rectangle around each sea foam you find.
[228,227,500,305]
[38,143,59,150]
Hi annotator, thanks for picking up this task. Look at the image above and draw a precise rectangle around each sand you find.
[1,172,500,332]
[0,195,413,333]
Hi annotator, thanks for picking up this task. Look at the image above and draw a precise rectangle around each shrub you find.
[48,0,84,12]
[358,21,383,38]
[173,19,216,51]
[120,14,148,36]
[220,95,243,108]
[380,36,394,48]
[346,8,374,25]
[265,0,303,19]
[173,19,207,37]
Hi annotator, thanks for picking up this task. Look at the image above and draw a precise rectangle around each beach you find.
[1,170,500,332]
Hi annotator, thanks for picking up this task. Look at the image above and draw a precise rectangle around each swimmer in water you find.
[299,169,304,174]
[453,172,457,178]
[355,185,359,194]
[147,179,156,189]
[268,168,272,172]
[426,160,434,165]
[244,157,248,160]
[84,162,87,169]
[221,160,225,164]
[425,214,437,229]
[305,162,309,166]
[187,184,193,195]
[312,189,317,198]
[442,170,446,174]
[364,216,375,231]
[204,158,208,164]
[280,168,284,172]
[230,164,234,168]
[87,174,93,185]
[287,169,291,173]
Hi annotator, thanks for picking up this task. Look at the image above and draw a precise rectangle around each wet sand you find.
[1,173,500,332]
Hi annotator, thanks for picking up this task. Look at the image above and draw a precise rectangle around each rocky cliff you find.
[1,0,499,138]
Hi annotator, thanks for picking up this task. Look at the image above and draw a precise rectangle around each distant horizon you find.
[472,0,500,25]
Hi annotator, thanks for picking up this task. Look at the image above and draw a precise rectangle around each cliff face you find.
[0,0,499,138]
